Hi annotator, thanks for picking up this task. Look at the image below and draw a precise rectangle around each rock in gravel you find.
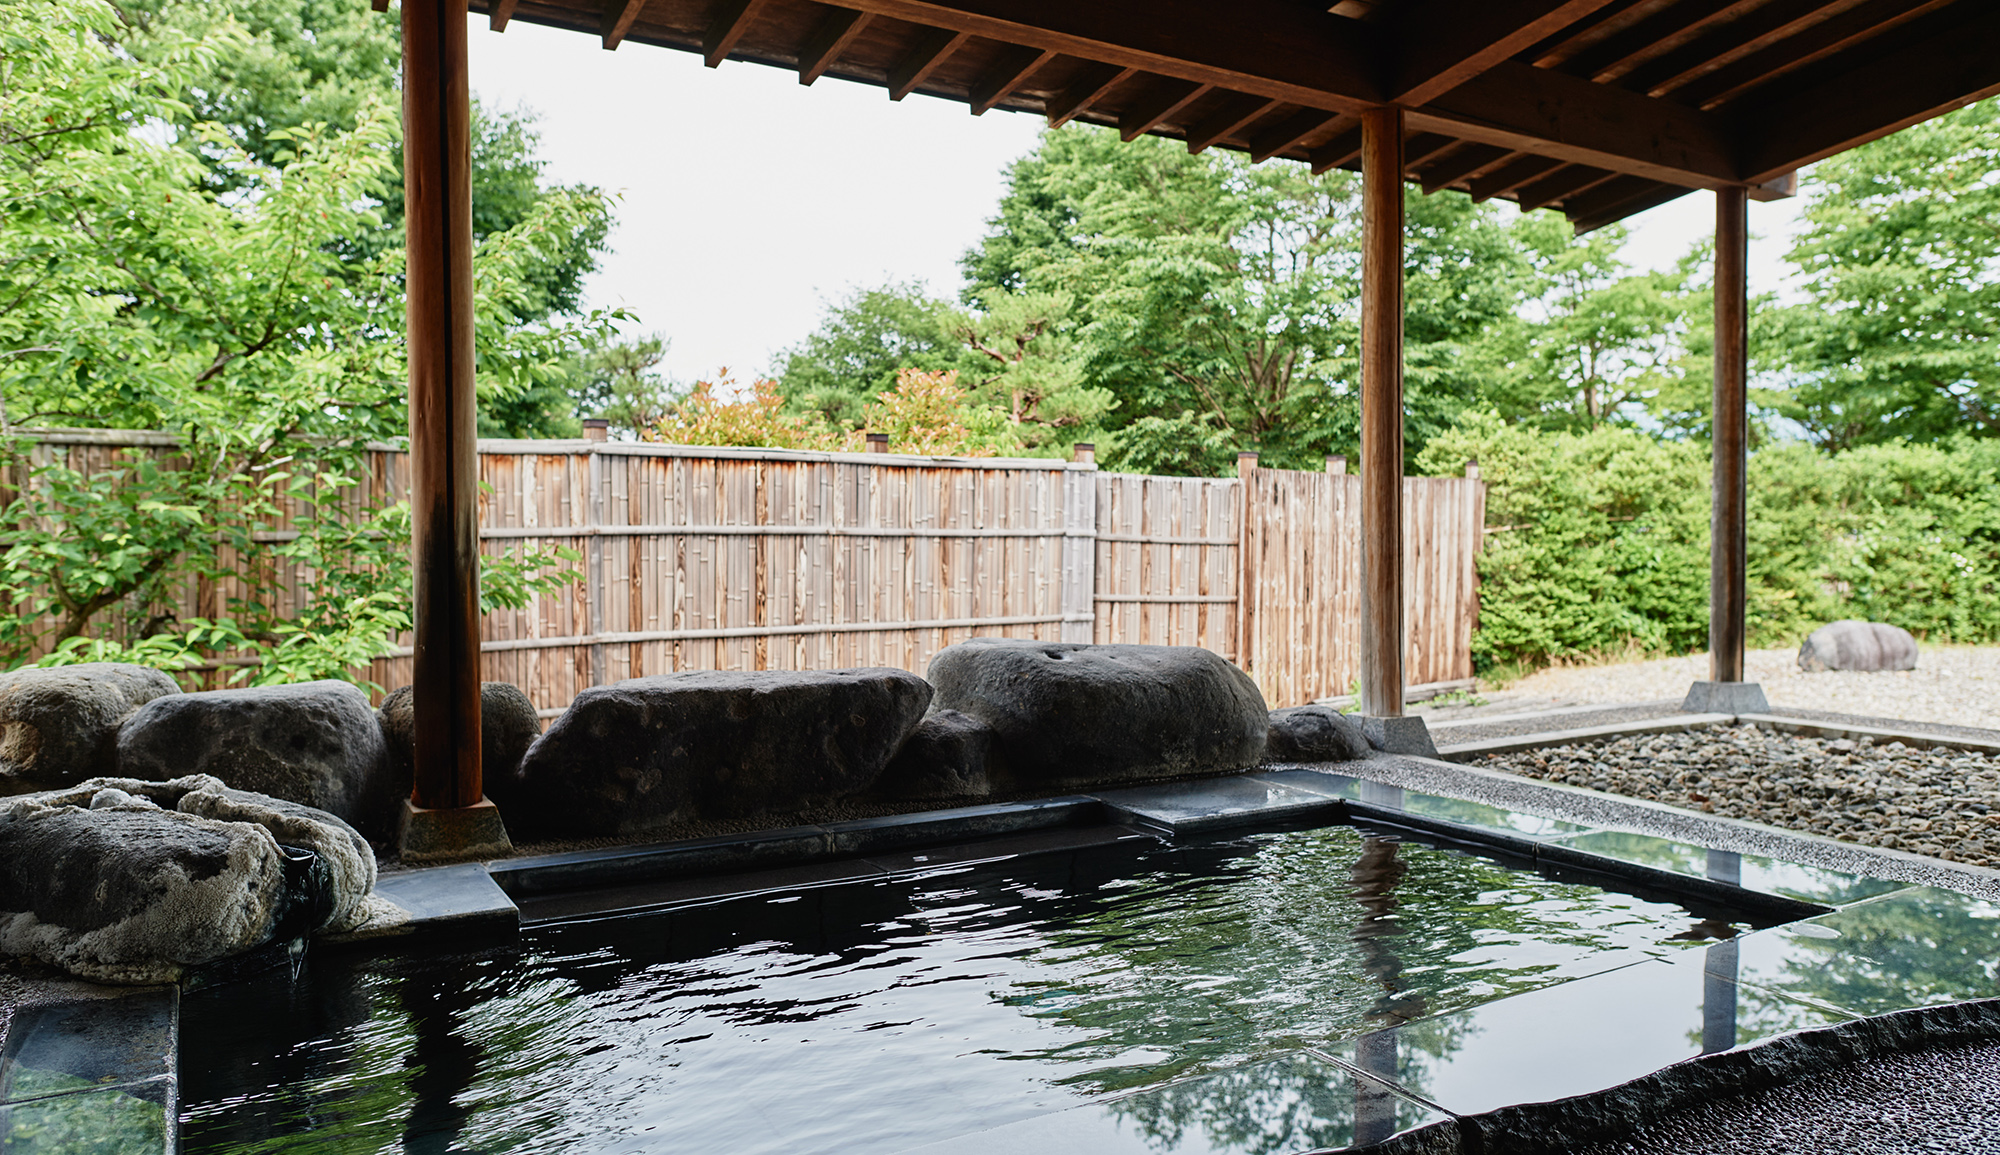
[1798,621,1919,673]
[1264,705,1370,764]
[376,682,543,810]
[927,639,1269,790]
[873,709,996,801]
[505,668,933,837]
[0,774,374,984]
[115,681,395,841]
[0,663,182,788]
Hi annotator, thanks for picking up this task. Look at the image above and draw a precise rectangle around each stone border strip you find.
[1435,713,1735,760]
[1740,712,2000,756]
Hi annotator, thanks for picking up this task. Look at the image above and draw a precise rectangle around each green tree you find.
[0,0,583,679]
[770,282,974,430]
[1768,96,2000,449]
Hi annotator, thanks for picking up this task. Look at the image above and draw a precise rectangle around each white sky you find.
[469,16,1809,385]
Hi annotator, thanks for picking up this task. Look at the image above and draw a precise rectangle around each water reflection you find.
[181,825,1770,1155]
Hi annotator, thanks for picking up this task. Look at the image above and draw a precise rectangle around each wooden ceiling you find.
[457,0,2000,231]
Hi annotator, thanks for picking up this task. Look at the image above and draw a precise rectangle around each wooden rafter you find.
[490,0,520,31]
[1045,62,1136,127]
[1514,164,1615,212]
[1250,109,1343,164]
[1561,0,1761,83]
[704,0,769,65]
[1401,133,1458,171]
[1739,2,2000,182]
[1388,0,1623,104]
[970,44,1056,113]
[888,27,971,99]
[1675,0,1951,109]
[1307,127,1363,174]
[1416,143,1509,194]
[1470,154,1564,202]
[1618,0,1868,98]
[798,7,873,84]
[601,0,647,49]
[1120,78,1210,141]
[1186,94,1279,155]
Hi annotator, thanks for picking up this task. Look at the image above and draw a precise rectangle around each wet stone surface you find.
[1571,1038,2000,1155]
[1478,724,2000,868]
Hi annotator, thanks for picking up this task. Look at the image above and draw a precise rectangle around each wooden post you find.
[866,432,889,453]
[1711,186,1748,684]
[1359,106,1405,719]
[399,0,508,861]
[1326,455,1347,475]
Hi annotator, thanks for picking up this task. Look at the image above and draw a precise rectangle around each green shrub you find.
[1420,416,2000,670]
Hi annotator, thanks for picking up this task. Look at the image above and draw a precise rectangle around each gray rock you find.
[1799,621,1919,672]
[1265,705,1370,763]
[0,774,374,984]
[376,682,543,809]
[115,680,394,841]
[504,668,933,837]
[874,709,995,800]
[926,639,1268,790]
[0,663,181,788]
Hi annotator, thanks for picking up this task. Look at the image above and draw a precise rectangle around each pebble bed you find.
[1478,724,2000,868]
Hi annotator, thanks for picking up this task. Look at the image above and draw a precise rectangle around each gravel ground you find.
[1488,645,2000,731]
[1476,724,2000,868]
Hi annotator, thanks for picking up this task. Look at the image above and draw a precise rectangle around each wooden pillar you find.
[1359,106,1405,718]
[403,0,483,813]
[1710,187,1748,684]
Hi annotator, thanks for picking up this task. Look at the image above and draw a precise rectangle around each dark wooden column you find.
[1710,187,1748,684]
[403,0,483,812]
[1359,106,1405,718]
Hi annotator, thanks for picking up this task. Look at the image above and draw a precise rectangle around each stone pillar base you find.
[397,797,513,866]
[1681,681,1770,714]
[1360,715,1438,758]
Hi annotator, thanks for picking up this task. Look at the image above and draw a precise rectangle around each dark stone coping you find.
[1459,998,2000,1154]
[485,795,1106,899]
[1435,712,1735,761]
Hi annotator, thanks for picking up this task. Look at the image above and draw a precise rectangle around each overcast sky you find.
[468,17,1807,386]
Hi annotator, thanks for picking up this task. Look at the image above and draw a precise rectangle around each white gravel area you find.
[1480,724,2000,868]
[1492,645,2000,731]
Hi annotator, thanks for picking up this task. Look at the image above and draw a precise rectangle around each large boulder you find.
[0,663,181,789]
[115,681,394,840]
[1798,621,1919,673]
[504,668,933,837]
[0,775,373,984]
[873,709,996,801]
[1264,705,1370,764]
[376,682,542,808]
[926,640,1268,789]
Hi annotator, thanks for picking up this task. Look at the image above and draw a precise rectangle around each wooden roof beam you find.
[842,0,1380,113]
[888,27,971,100]
[1250,109,1344,164]
[1675,0,1951,110]
[1740,3,2000,183]
[1417,143,1510,194]
[1120,78,1211,141]
[703,0,769,66]
[798,8,873,85]
[1308,127,1362,174]
[1388,0,1625,105]
[1401,132,1458,173]
[489,0,520,31]
[1514,164,1616,212]
[1045,62,1136,127]
[601,0,646,49]
[970,44,1057,114]
[1187,95,1281,154]
[1410,59,1737,187]
[1469,154,1565,203]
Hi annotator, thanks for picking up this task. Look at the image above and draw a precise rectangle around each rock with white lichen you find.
[0,775,375,984]
[0,663,182,789]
